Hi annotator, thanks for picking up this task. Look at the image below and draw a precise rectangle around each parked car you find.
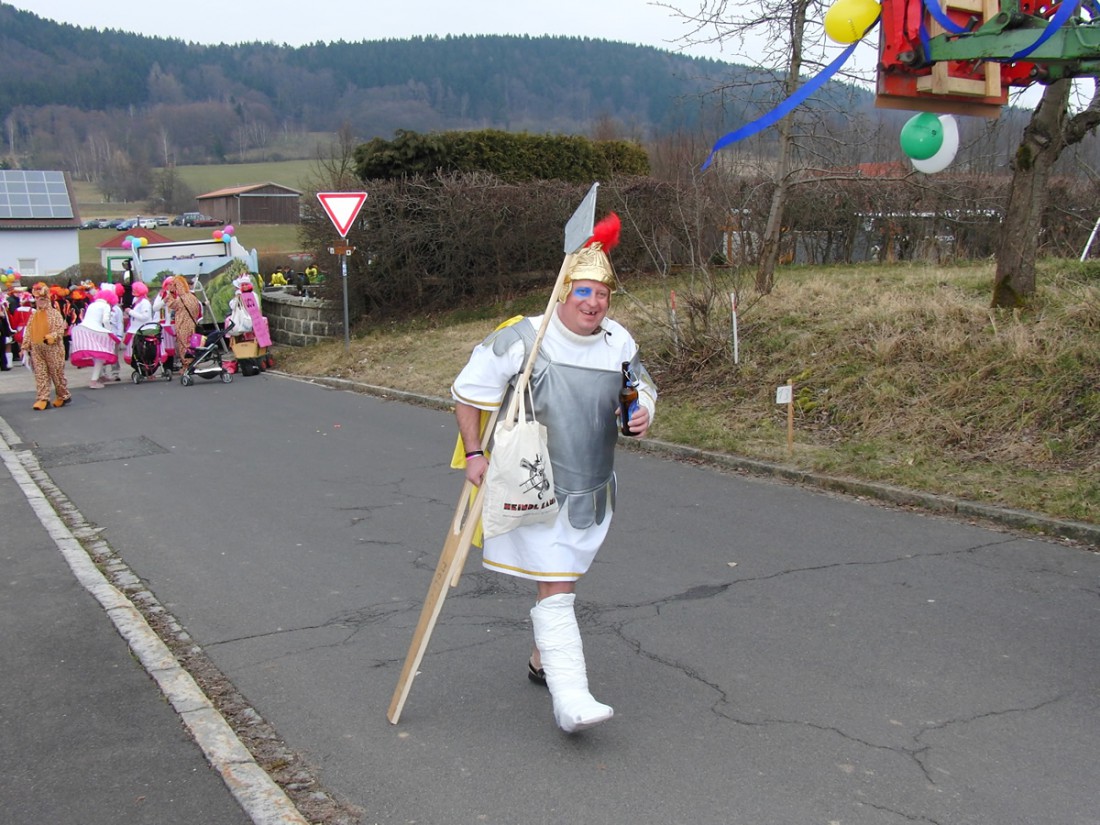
[116,218,137,231]
[181,211,202,226]
[79,219,100,229]
[155,215,170,226]
[101,218,123,229]
[138,217,158,229]
[190,214,224,227]
[170,215,186,226]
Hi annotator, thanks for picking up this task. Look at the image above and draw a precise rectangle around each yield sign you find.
[316,191,367,238]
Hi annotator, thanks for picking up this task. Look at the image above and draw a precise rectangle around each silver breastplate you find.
[493,319,621,528]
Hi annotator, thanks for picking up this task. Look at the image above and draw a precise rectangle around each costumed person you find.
[124,281,153,363]
[49,285,72,359]
[451,213,657,733]
[64,284,90,360]
[101,283,125,381]
[152,278,176,362]
[162,275,202,372]
[70,287,120,389]
[118,259,135,313]
[10,288,31,366]
[25,282,71,410]
[0,295,12,370]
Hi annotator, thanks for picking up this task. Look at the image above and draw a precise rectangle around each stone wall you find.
[261,288,341,347]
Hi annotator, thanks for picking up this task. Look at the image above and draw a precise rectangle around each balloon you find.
[139,237,149,247]
[899,111,945,160]
[912,115,960,173]
[824,0,881,45]
[213,230,223,240]
[224,224,234,234]
[122,238,133,249]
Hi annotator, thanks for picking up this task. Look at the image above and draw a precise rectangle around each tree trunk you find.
[992,81,1070,308]
[755,117,791,294]
[754,1,808,295]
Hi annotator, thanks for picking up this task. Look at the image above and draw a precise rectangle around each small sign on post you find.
[776,381,794,456]
[316,191,368,351]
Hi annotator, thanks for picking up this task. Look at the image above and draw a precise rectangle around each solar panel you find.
[0,170,74,219]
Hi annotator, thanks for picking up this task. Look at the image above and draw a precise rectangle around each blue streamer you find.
[1007,0,1081,60]
[921,0,967,35]
[702,40,860,170]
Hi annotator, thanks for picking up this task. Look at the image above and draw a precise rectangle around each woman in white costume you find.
[124,281,153,363]
[452,213,657,733]
[70,287,120,389]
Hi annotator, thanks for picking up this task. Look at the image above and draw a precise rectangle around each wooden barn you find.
[196,182,302,225]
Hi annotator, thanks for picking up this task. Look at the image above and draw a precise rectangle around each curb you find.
[0,413,312,825]
[284,371,1100,551]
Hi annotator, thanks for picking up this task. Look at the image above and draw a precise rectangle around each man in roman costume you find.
[451,213,657,733]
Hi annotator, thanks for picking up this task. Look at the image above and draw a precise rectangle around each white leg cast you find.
[529,593,613,733]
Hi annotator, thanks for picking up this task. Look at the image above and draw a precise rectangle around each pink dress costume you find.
[71,290,120,387]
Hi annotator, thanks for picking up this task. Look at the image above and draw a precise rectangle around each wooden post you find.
[787,379,795,457]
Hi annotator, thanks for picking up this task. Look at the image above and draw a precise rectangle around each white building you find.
[0,170,80,278]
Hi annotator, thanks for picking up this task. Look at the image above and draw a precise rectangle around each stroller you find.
[129,322,172,383]
[179,322,233,386]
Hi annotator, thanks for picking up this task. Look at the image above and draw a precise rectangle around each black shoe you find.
[527,660,547,688]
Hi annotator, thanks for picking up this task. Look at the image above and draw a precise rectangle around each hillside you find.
[277,259,1100,544]
[0,2,832,163]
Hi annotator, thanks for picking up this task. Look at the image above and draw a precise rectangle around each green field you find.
[174,159,317,195]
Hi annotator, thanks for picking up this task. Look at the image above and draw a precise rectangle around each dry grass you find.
[279,260,1100,525]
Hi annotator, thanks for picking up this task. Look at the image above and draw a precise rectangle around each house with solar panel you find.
[0,170,81,278]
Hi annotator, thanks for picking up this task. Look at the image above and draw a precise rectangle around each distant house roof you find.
[0,170,81,229]
[97,228,174,249]
[838,161,910,178]
[197,182,302,199]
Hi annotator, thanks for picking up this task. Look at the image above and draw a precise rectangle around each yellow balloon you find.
[824,0,881,45]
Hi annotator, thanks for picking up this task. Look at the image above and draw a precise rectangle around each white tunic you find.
[452,310,656,582]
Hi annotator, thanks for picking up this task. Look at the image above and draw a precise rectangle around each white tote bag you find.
[481,382,558,539]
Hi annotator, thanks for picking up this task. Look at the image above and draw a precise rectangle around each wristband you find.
[464,450,485,459]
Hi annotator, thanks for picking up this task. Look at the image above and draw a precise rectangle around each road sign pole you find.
[316,192,368,352]
[341,250,350,350]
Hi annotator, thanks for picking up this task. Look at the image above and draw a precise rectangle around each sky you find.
[10,0,750,60]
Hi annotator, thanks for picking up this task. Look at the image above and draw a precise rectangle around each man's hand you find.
[623,405,651,438]
[465,454,488,487]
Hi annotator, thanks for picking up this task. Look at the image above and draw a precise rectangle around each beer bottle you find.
[619,361,639,436]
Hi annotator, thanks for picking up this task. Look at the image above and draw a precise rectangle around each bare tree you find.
[993,78,1100,307]
[663,0,878,293]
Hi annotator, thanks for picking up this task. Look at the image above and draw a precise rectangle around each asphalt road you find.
[2,362,1098,825]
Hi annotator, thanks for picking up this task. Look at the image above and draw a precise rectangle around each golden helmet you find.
[559,212,621,302]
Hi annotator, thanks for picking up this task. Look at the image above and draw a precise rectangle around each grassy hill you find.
[278,259,1100,538]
